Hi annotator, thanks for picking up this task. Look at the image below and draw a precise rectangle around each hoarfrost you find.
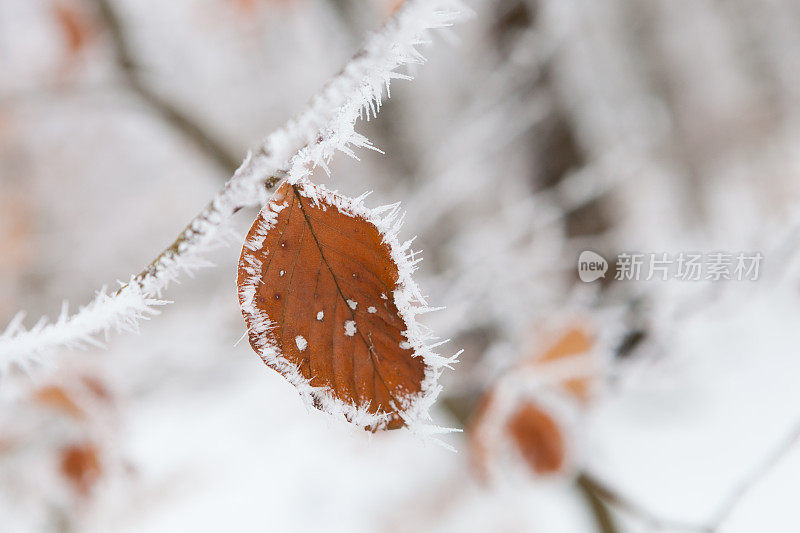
[295,335,307,351]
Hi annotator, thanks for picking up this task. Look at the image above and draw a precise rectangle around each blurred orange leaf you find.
[60,442,102,495]
[33,385,84,419]
[469,391,568,479]
[52,1,94,57]
[506,402,566,475]
[528,326,594,402]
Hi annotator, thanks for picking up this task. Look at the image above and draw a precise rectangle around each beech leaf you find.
[237,179,446,431]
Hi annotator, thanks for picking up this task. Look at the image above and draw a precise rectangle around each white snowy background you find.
[3,0,800,531]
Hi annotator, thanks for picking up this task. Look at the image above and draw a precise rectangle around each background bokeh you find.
[3,0,800,531]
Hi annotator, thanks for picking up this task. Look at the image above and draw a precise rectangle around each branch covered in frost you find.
[0,285,169,374]
[284,0,468,184]
[0,0,469,372]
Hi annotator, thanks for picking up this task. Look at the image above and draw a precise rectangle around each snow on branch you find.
[0,0,469,372]
[284,0,468,184]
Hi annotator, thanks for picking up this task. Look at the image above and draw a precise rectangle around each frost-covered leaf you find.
[238,179,449,431]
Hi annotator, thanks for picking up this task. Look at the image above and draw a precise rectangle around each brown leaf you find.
[469,391,570,480]
[60,442,101,495]
[527,326,594,402]
[238,180,437,431]
[537,327,592,364]
[506,402,566,475]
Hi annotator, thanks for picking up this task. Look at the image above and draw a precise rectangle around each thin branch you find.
[707,419,800,529]
[576,473,620,533]
[92,0,241,174]
[580,473,713,533]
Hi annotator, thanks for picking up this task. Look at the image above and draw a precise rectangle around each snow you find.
[347,299,358,310]
[283,0,470,187]
[316,311,324,321]
[367,307,377,314]
[0,284,168,375]
[344,321,357,337]
[295,336,307,352]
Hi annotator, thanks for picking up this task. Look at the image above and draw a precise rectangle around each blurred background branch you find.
[93,0,241,174]
[576,473,619,533]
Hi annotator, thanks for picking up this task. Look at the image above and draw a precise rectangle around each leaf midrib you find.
[291,184,403,415]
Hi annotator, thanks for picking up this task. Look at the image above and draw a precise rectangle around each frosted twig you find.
[0,0,469,372]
